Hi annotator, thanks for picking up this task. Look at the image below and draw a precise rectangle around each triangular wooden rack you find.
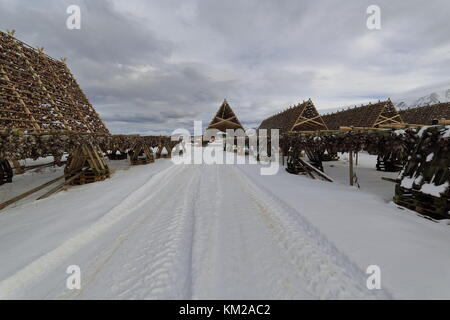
[130,141,155,165]
[65,143,110,185]
[373,100,403,127]
[207,99,244,132]
[291,99,328,132]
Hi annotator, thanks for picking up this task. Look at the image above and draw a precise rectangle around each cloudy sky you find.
[0,0,449,134]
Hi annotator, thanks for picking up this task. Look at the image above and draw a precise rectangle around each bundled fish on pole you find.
[394,125,450,220]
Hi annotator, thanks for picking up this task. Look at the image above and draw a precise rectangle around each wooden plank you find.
[298,157,334,182]
[382,177,398,183]
[339,126,389,131]
[90,144,106,170]
[82,144,100,171]
[300,162,316,180]
[379,123,424,128]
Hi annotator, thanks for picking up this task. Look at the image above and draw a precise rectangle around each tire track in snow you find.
[0,162,184,298]
[73,164,202,299]
[191,164,315,299]
[219,166,316,299]
[234,165,392,299]
[190,164,223,298]
[1,160,393,299]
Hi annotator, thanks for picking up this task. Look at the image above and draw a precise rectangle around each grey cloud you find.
[0,0,449,134]
[0,0,171,64]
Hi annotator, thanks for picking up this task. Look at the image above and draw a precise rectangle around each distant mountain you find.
[394,89,450,110]
[317,87,450,115]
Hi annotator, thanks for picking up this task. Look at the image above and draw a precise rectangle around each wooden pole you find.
[0,174,65,211]
[349,151,354,186]
[356,152,358,166]
[37,172,81,200]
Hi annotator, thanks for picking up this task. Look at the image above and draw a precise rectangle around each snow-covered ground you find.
[321,152,398,202]
[0,151,449,299]
[0,157,131,209]
[0,165,64,205]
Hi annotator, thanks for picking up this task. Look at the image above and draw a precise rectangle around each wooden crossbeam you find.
[215,115,236,123]
[374,114,402,126]
[207,99,244,131]
[209,118,242,129]
[292,115,327,129]
[289,101,329,132]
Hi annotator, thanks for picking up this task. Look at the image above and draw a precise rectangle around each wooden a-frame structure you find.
[290,99,328,132]
[258,99,327,134]
[372,99,404,127]
[64,144,110,185]
[207,99,244,132]
[130,140,155,165]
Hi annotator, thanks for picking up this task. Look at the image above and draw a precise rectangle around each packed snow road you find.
[0,160,388,299]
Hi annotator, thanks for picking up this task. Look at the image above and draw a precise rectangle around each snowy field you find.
[322,152,399,202]
[0,151,449,299]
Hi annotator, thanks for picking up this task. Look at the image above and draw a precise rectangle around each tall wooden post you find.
[349,151,354,186]
[355,152,359,166]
